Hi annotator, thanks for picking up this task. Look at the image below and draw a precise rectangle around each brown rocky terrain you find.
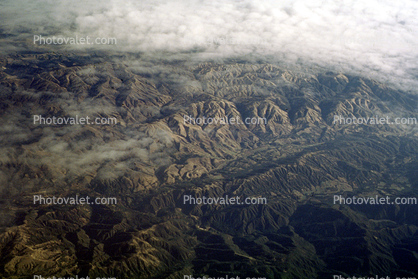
[0,53,417,278]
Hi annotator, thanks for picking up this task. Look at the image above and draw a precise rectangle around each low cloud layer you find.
[0,84,175,195]
[0,0,417,91]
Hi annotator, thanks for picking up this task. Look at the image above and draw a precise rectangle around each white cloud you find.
[0,0,417,91]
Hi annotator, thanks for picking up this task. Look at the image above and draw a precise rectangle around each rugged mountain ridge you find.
[0,53,417,278]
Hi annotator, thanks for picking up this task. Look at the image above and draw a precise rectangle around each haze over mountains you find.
[0,0,417,278]
[1,0,418,91]
[0,53,417,278]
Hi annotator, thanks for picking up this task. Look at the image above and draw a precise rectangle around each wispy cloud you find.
[1,0,417,91]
